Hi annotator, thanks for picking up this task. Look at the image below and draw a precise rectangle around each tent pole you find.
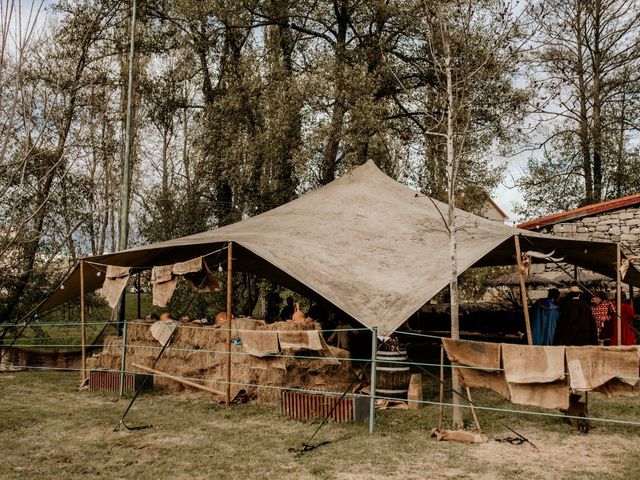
[369,327,377,434]
[80,259,86,382]
[226,241,233,408]
[616,243,622,346]
[466,387,481,432]
[514,235,533,345]
[136,272,141,320]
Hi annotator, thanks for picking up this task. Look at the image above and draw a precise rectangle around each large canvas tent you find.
[41,161,640,334]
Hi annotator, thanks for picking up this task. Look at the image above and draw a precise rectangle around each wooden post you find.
[226,242,233,407]
[133,363,225,398]
[80,259,86,382]
[438,345,445,430]
[136,272,141,320]
[466,387,481,432]
[407,373,422,409]
[514,235,533,345]
[616,243,622,346]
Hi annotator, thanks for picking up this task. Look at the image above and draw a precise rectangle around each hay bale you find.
[261,320,320,332]
[93,319,359,404]
[126,322,155,343]
[233,317,267,332]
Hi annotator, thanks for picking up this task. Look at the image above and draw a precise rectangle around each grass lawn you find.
[1,370,640,479]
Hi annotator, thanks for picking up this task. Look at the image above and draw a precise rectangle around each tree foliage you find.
[518,0,640,217]
[4,0,611,322]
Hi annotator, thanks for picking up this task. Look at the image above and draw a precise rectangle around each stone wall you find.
[534,205,640,254]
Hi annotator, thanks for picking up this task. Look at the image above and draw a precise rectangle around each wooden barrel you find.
[375,350,411,399]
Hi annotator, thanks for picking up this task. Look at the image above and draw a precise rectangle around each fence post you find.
[369,326,377,434]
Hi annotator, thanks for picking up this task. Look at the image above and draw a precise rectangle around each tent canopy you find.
[41,161,640,334]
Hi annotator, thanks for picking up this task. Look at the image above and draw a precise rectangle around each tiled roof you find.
[518,194,640,230]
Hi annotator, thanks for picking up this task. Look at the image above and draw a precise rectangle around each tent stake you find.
[369,327,377,434]
[514,235,533,345]
[80,259,86,382]
[226,242,233,408]
[616,243,622,346]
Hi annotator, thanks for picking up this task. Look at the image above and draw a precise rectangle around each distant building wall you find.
[531,205,640,255]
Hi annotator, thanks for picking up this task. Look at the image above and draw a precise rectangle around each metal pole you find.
[119,319,128,397]
[438,345,445,430]
[514,235,533,345]
[369,327,377,434]
[117,0,137,336]
[616,243,622,346]
[80,259,86,382]
[226,242,233,407]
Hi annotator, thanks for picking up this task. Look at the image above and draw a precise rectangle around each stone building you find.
[517,194,640,256]
[480,195,509,223]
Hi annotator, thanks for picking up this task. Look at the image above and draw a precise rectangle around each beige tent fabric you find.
[183,266,220,293]
[238,330,280,357]
[442,338,501,369]
[99,266,131,309]
[40,162,640,332]
[152,265,177,308]
[106,265,131,279]
[502,344,566,384]
[442,339,510,399]
[594,378,640,397]
[172,257,202,275]
[150,319,179,347]
[151,264,174,283]
[502,344,569,410]
[278,330,324,351]
[508,381,570,410]
[169,256,220,292]
[153,279,177,308]
[566,346,640,394]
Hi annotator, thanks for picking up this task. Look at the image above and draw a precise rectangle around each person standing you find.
[531,288,561,345]
[590,291,615,344]
[553,285,598,346]
[609,292,637,346]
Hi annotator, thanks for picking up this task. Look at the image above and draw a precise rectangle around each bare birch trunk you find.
[444,47,463,429]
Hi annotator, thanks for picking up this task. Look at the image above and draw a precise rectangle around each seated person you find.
[278,296,295,321]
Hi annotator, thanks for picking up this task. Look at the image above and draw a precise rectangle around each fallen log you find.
[132,363,224,398]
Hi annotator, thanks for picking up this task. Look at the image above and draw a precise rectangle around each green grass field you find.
[1,371,640,479]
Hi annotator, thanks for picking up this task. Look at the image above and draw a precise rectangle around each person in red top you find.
[609,292,637,346]
[591,291,615,343]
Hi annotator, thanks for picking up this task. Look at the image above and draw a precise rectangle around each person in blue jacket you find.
[531,288,561,345]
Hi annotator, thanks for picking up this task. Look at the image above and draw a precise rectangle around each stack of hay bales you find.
[95,318,358,404]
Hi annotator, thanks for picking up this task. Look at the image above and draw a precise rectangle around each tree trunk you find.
[616,89,626,197]
[590,0,603,202]
[161,128,169,196]
[575,4,593,204]
[444,47,463,429]
[320,1,349,185]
